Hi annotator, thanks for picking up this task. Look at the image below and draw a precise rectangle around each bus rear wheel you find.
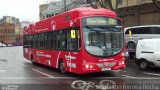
[59,60,66,74]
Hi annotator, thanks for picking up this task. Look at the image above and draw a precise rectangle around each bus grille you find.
[97,62,116,68]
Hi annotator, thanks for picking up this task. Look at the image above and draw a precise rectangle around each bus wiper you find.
[86,26,96,31]
[98,26,105,29]
[86,26,90,29]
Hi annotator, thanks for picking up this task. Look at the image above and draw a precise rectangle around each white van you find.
[135,38,160,70]
[124,25,160,58]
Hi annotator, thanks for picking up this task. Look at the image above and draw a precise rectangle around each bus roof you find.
[24,7,117,34]
[69,7,116,16]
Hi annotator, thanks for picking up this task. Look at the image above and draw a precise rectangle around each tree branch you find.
[152,0,160,9]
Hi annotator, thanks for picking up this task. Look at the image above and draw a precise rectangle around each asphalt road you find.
[0,46,160,90]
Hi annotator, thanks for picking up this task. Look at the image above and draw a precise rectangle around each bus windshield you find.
[82,17,123,57]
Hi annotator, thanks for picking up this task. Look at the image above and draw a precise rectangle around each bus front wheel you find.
[59,60,66,74]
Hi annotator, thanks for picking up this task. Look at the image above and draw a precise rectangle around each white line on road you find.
[0,77,53,79]
[1,77,160,80]
[123,71,127,72]
[122,75,137,79]
[32,69,55,78]
[144,72,160,77]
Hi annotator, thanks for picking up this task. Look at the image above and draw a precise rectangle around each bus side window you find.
[23,36,27,48]
[39,33,44,49]
[44,32,50,49]
[24,36,29,48]
[60,30,66,50]
[57,31,61,49]
[67,29,80,51]
[51,32,55,49]
[29,35,33,48]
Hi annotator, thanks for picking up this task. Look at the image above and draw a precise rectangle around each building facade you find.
[0,16,24,46]
[42,1,63,19]
[39,0,90,20]
[39,0,160,26]
[112,0,153,8]
[39,4,49,20]
[112,0,160,27]
[2,16,19,25]
[0,23,16,44]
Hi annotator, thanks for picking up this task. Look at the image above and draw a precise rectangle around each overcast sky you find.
[0,0,61,22]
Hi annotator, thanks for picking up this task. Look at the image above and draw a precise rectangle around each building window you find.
[46,14,52,18]
[55,13,59,15]
[117,0,123,5]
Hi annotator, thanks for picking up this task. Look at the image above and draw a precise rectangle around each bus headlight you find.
[85,65,89,68]
[83,60,86,63]
[90,65,93,68]
[119,62,122,65]
[122,61,125,65]
[121,52,125,56]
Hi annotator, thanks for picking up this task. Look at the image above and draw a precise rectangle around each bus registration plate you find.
[102,68,111,71]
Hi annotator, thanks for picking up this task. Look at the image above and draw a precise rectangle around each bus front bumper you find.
[80,62,126,74]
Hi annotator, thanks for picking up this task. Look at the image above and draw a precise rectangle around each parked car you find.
[124,25,160,58]
[0,43,6,47]
[7,44,13,47]
[135,38,160,70]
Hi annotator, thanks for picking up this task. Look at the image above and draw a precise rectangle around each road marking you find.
[122,75,137,79]
[144,72,160,77]
[32,69,55,78]
[123,71,127,72]
[1,77,160,80]
[0,77,53,79]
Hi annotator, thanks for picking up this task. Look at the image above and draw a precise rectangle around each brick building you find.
[112,0,160,27]
[0,23,16,44]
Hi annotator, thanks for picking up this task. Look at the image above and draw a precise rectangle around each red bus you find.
[23,7,126,74]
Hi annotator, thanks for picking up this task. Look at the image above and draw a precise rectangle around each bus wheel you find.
[59,60,66,74]
[139,60,149,70]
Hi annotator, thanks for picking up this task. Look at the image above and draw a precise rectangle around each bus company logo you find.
[67,61,76,68]
[45,54,51,58]
[70,21,73,26]
[36,51,44,57]
[52,25,56,30]
[65,55,76,60]
[36,51,51,58]
[51,20,56,30]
